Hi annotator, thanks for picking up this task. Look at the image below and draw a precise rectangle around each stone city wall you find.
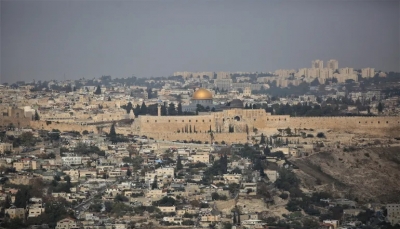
[136,115,217,133]
[265,116,400,131]
[30,121,99,133]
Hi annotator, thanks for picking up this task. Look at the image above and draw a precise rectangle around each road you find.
[74,180,119,218]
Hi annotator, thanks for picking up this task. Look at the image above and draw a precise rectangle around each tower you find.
[327,59,339,71]
[158,103,161,116]
[312,60,324,69]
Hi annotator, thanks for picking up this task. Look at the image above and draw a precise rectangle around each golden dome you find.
[192,88,213,100]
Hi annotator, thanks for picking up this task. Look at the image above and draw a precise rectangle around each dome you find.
[230,99,244,108]
[192,88,213,100]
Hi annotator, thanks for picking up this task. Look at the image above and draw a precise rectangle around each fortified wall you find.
[132,109,400,143]
[0,107,32,128]
[132,114,217,134]
[30,121,100,133]
[265,116,400,133]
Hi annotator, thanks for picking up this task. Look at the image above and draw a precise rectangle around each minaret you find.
[158,103,161,116]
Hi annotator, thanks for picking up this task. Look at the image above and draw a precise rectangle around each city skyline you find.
[1,0,399,84]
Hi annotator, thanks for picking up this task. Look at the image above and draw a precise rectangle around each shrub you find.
[279,193,289,199]
[317,132,325,138]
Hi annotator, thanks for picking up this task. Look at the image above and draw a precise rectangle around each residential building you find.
[0,143,13,154]
[387,204,400,225]
[215,79,233,91]
[327,59,339,71]
[361,68,375,78]
[191,153,209,164]
[158,206,176,213]
[55,217,81,229]
[312,60,324,69]
[13,159,37,171]
[5,206,26,219]
[61,156,82,166]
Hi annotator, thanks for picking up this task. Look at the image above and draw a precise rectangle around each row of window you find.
[358,121,399,124]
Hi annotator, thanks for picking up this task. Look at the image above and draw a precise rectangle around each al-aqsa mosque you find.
[182,88,217,112]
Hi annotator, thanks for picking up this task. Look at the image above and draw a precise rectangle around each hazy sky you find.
[1,0,399,83]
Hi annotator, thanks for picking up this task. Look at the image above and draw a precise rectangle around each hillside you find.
[290,146,400,203]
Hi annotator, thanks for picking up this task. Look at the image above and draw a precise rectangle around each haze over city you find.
[1,0,399,84]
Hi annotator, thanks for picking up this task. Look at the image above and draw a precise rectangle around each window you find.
[386,121,389,124]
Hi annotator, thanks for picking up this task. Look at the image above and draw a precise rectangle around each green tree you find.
[176,155,183,170]
[168,103,176,115]
[161,102,167,116]
[302,218,320,229]
[177,102,183,115]
[126,169,132,177]
[64,175,71,184]
[140,102,147,115]
[125,102,133,114]
[14,187,30,208]
[34,110,40,121]
[260,133,266,144]
[377,102,384,113]
[134,104,141,117]
[152,176,158,190]
[109,123,117,139]
[94,85,101,95]
[54,175,61,181]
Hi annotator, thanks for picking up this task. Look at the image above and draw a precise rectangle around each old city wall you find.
[30,121,99,133]
[136,114,217,133]
[140,132,248,144]
[0,107,31,128]
[264,116,400,133]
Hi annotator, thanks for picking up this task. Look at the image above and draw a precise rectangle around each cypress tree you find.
[126,102,133,114]
[134,104,141,117]
[140,102,147,115]
[94,85,101,95]
[109,123,117,139]
[260,133,266,144]
[152,176,158,189]
[34,110,40,121]
[177,155,183,170]
[177,103,183,115]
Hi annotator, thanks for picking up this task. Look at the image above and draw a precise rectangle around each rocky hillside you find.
[290,146,400,203]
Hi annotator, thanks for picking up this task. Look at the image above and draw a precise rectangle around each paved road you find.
[74,180,118,218]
